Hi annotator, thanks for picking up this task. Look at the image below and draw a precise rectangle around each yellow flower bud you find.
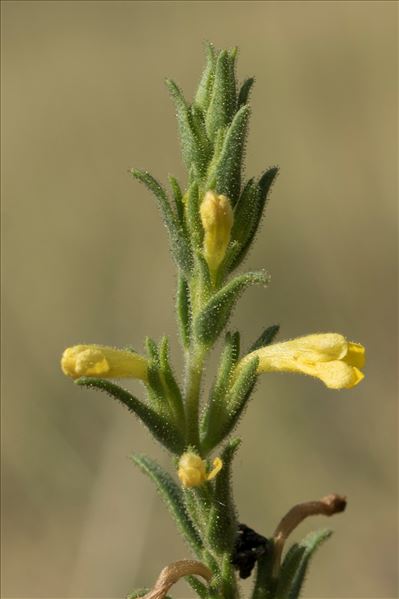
[200,191,233,277]
[238,333,365,390]
[61,344,148,381]
[177,452,223,487]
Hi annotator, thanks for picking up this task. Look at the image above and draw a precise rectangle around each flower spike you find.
[61,344,148,381]
[61,44,366,598]
[238,333,365,389]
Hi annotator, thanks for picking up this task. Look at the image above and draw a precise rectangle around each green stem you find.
[221,554,239,599]
[185,344,206,449]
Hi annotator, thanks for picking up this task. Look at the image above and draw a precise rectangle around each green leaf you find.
[131,454,203,556]
[195,251,212,299]
[237,77,255,109]
[207,438,241,552]
[201,332,240,452]
[195,271,269,347]
[205,50,237,140]
[165,79,207,177]
[191,104,212,163]
[186,181,203,250]
[230,178,258,245]
[276,529,333,599]
[186,575,209,599]
[144,337,167,413]
[217,355,259,445]
[131,169,193,274]
[258,166,279,200]
[249,324,280,353]
[205,126,228,188]
[145,336,160,361]
[229,167,279,270]
[214,105,250,205]
[144,337,185,430]
[275,545,306,599]
[251,548,276,599]
[215,240,241,284]
[177,275,191,348]
[195,42,216,113]
[168,174,185,224]
[159,336,185,430]
[75,377,184,454]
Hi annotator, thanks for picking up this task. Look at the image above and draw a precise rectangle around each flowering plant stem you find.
[61,43,365,599]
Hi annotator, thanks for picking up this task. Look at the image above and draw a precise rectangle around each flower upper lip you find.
[237,333,365,390]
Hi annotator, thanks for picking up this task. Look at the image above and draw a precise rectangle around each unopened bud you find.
[200,191,233,277]
[177,451,223,487]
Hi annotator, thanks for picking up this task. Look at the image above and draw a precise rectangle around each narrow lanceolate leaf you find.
[144,337,168,414]
[274,544,306,599]
[237,77,255,109]
[75,378,185,454]
[131,170,193,274]
[186,576,209,599]
[214,331,241,389]
[177,275,191,348]
[207,438,241,552]
[206,50,237,141]
[165,79,207,177]
[275,529,333,599]
[215,355,259,446]
[214,105,250,205]
[191,104,212,163]
[195,271,269,347]
[215,240,241,285]
[229,166,279,270]
[168,174,185,224]
[258,165,279,201]
[194,42,216,113]
[251,548,276,599]
[249,324,280,353]
[186,181,203,250]
[201,332,240,452]
[205,126,228,189]
[131,454,203,556]
[231,179,258,245]
[159,336,185,430]
[195,251,212,299]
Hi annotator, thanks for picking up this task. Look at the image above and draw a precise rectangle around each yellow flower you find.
[61,344,148,381]
[238,333,365,389]
[177,452,223,487]
[200,191,233,277]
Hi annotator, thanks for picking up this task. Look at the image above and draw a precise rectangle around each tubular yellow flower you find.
[238,333,365,390]
[177,452,223,487]
[61,344,148,381]
[200,191,233,276]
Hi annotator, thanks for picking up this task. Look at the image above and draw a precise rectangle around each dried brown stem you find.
[142,560,212,599]
[272,493,347,577]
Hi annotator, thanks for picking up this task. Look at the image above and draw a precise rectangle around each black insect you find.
[231,523,271,579]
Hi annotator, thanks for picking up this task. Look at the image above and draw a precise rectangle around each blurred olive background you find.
[1,1,397,597]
